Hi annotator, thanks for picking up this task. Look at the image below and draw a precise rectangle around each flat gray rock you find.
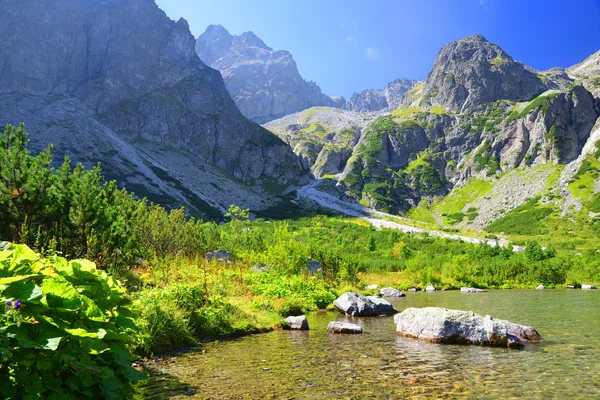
[327,321,362,334]
[394,307,543,348]
[460,287,488,293]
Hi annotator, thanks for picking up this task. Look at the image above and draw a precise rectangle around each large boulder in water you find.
[394,307,543,348]
[333,292,397,316]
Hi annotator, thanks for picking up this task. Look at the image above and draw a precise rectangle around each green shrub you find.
[0,242,142,399]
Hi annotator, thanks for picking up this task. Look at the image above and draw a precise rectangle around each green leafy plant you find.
[0,242,143,399]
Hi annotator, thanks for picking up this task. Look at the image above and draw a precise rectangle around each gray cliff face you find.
[420,34,549,113]
[568,50,600,97]
[0,0,308,217]
[343,79,418,112]
[196,25,342,123]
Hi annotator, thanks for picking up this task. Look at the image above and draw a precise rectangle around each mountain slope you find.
[196,25,343,124]
[270,35,600,233]
[0,0,308,218]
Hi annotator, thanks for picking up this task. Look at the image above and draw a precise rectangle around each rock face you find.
[420,34,549,113]
[327,321,363,334]
[333,292,397,316]
[568,50,600,97]
[196,25,343,123]
[394,307,543,348]
[285,315,309,330]
[344,79,419,112]
[0,0,307,219]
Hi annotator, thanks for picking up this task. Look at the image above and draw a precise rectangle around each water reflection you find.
[138,290,600,399]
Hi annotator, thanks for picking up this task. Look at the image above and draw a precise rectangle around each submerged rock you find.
[425,285,436,292]
[205,250,233,263]
[285,315,309,330]
[333,292,397,317]
[460,287,488,293]
[327,321,363,334]
[582,284,598,290]
[380,287,406,297]
[394,307,543,348]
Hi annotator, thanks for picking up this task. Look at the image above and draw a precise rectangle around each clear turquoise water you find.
[137,290,600,399]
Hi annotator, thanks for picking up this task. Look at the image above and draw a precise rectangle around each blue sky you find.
[156,0,600,99]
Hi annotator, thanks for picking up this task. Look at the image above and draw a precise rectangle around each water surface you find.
[137,290,599,399]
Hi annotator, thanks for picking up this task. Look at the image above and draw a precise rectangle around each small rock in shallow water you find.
[285,315,309,330]
[408,288,417,292]
[379,287,405,297]
[460,287,488,293]
[327,321,363,334]
[425,285,436,292]
[567,285,576,289]
[582,284,598,290]
[536,285,545,290]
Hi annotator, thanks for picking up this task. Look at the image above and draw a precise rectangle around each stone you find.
[251,264,272,273]
[343,79,418,112]
[408,288,417,292]
[306,258,322,275]
[394,307,543,348]
[327,321,363,334]
[460,287,488,293]
[582,284,598,290]
[365,284,379,290]
[333,292,397,317]
[536,285,545,290]
[425,285,436,292]
[205,250,233,263]
[379,287,406,297]
[285,315,309,330]
[567,285,576,289]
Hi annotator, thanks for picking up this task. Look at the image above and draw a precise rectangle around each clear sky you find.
[156,0,600,99]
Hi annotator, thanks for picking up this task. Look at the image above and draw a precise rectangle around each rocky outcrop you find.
[196,25,343,123]
[333,292,397,316]
[327,321,363,334]
[394,307,543,348]
[420,34,549,113]
[344,79,419,112]
[0,0,308,218]
[265,107,373,178]
[285,315,309,330]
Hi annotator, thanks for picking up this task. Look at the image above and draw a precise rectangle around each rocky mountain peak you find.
[196,25,342,123]
[420,35,547,112]
[236,31,271,50]
[343,78,419,112]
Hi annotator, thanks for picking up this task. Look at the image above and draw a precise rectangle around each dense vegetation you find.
[2,123,600,398]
